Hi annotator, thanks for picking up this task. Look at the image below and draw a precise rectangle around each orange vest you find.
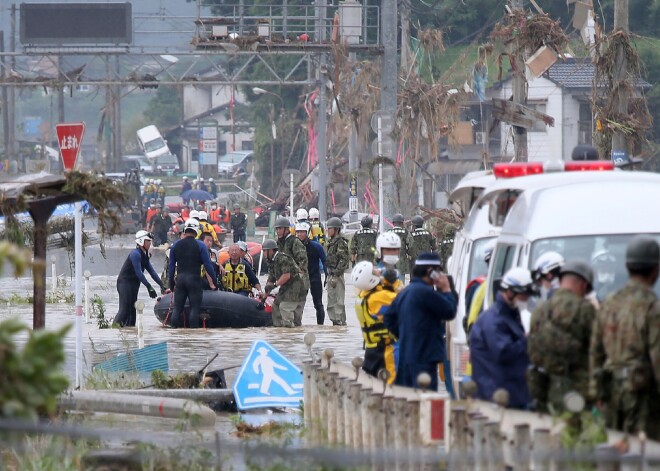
[146,208,158,224]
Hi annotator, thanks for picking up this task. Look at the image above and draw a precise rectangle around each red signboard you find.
[55,122,85,170]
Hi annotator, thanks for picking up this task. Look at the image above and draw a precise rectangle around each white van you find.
[137,125,171,160]
[448,160,623,387]
[484,167,660,332]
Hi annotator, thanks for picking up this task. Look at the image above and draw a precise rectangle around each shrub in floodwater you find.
[91,294,110,329]
[151,369,201,389]
[3,435,100,471]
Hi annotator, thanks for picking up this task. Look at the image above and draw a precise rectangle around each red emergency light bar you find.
[563,161,615,171]
[493,160,614,178]
[493,162,544,178]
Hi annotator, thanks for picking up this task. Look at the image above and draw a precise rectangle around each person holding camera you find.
[384,252,457,391]
[113,230,169,327]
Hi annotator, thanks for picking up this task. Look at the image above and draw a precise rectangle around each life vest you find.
[354,285,397,348]
[201,250,219,278]
[198,220,220,246]
[222,262,251,292]
[146,208,158,224]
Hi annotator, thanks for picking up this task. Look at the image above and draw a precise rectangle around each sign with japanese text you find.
[56,122,85,170]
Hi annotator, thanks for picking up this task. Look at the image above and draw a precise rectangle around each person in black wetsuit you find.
[167,219,218,328]
[113,230,168,327]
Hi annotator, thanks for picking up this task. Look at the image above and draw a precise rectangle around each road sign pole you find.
[377,117,384,233]
[56,122,85,390]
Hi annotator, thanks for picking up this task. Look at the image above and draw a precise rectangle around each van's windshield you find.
[144,138,166,153]
[530,234,660,300]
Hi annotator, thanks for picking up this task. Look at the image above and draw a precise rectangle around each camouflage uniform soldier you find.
[388,213,414,277]
[263,239,305,328]
[528,259,596,412]
[325,217,350,325]
[590,236,660,439]
[350,215,378,264]
[409,215,436,263]
[274,216,308,326]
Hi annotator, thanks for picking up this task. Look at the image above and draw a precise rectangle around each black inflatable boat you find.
[154,290,273,328]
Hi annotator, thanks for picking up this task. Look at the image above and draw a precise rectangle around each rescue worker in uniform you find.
[296,222,327,325]
[222,244,261,296]
[325,217,350,326]
[308,207,325,243]
[156,179,166,206]
[181,176,192,205]
[198,177,208,193]
[351,261,400,383]
[384,253,457,391]
[197,211,221,248]
[350,215,378,264]
[388,213,413,280]
[409,215,436,263]
[262,239,305,328]
[469,267,537,409]
[533,251,565,301]
[114,231,168,327]
[209,177,218,198]
[465,240,496,334]
[528,259,596,412]
[167,219,217,328]
[291,208,309,235]
[275,216,308,326]
[590,236,660,439]
[230,204,247,242]
[150,206,172,247]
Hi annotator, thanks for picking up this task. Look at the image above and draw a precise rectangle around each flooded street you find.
[0,233,365,463]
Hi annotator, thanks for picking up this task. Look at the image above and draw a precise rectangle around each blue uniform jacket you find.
[304,239,326,279]
[469,293,530,409]
[384,278,457,365]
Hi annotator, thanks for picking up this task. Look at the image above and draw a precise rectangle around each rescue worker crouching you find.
[114,230,169,327]
[325,217,350,326]
[262,239,305,328]
[222,244,262,296]
[351,261,399,383]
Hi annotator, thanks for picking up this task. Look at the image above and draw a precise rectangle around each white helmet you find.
[376,232,401,255]
[296,208,309,221]
[198,211,208,220]
[184,219,201,236]
[156,179,162,185]
[500,267,537,295]
[183,176,188,181]
[533,251,565,280]
[351,261,381,291]
[308,208,320,219]
[209,177,214,182]
[199,177,204,182]
[189,210,200,220]
[135,230,153,247]
[294,222,310,232]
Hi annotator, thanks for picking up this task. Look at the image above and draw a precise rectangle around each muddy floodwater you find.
[0,234,367,460]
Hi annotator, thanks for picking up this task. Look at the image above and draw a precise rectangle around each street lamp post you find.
[253,87,285,197]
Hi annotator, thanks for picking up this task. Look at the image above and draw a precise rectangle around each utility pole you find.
[380,0,398,218]
[7,3,15,164]
[611,0,629,159]
[316,0,328,221]
[0,32,8,161]
[348,50,358,225]
[510,0,528,162]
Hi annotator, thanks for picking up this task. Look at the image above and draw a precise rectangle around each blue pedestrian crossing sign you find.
[233,340,304,410]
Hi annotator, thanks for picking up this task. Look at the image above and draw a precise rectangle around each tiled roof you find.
[545,58,651,89]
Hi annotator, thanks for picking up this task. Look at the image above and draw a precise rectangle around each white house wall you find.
[183,86,212,120]
[562,93,581,160]
[495,76,565,162]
